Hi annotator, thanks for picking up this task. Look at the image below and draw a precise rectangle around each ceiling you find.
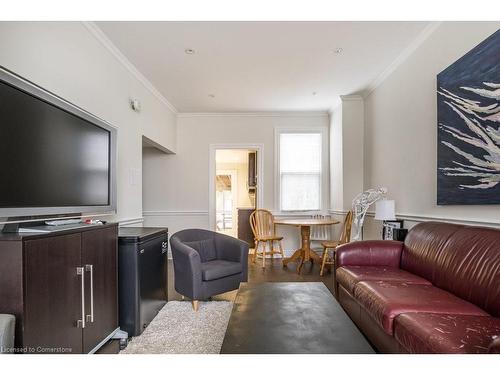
[96,21,430,113]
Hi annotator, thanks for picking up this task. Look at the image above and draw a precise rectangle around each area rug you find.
[120,300,233,354]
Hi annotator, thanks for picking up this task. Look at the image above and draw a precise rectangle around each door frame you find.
[209,143,264,231]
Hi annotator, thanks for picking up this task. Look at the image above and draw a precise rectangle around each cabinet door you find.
[24,233,83,354]
[81,225,118,353]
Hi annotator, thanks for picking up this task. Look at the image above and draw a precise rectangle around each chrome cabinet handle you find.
[76,267,85,328]
[85,264,94,323]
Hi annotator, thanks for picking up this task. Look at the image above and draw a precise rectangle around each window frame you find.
[274,126,328,213]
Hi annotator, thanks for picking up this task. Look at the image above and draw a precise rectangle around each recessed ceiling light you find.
[208,94,215,98]
[332,48,343,54]
[185,48,196,55]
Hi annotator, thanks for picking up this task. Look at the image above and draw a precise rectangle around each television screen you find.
[0,78,111,209]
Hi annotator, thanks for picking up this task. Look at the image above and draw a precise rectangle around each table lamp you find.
[375,199,396,239]
[375,199,396,221]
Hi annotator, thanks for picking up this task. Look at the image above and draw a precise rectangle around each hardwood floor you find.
[99,256,335,354]
[167,254,335,302]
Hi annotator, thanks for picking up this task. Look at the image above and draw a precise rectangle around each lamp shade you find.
[375,200,396,221]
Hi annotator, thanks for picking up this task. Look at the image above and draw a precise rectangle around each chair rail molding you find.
[119,217,145,226]
[328,209,500,228]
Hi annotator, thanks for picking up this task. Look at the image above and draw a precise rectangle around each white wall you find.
[330,105,344,211]
[142,113,330,252]
[0,22,177,224]
[363,21,500,237]
[330,96,365,213]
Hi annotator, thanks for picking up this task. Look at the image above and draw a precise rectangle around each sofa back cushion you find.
[402,222,500,316]
[401,222,461,281]
[433,226,500,316]
[184,239,217,262]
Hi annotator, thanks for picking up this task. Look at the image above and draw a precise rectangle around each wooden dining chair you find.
[319,211,353,276]
[310,213,331,250]
[249,209,285,268]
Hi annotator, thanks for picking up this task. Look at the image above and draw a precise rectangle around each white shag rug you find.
[121,301,233,354]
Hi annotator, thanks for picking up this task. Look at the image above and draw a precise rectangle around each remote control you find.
[45,219,82,226]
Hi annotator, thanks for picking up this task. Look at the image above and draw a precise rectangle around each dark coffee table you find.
[220,282,375,354]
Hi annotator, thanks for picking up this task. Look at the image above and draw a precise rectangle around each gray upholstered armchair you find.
[170,229,248,311]
[0,314,15,354]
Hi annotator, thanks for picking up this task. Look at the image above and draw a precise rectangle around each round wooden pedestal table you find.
[274,218,340,274]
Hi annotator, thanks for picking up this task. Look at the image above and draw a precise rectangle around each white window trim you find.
[274,126,329,214]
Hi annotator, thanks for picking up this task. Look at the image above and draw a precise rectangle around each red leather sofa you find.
[335,221,500,354]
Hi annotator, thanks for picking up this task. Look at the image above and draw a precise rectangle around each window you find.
[278,131,323,211]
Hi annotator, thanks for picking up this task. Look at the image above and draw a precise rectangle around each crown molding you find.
[340,94,364,102]
[177,111,329,118]
[363,22,442,98]
[82,21,178,114]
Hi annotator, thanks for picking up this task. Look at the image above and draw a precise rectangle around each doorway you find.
[209,144,264,240]
[215,169,238,237]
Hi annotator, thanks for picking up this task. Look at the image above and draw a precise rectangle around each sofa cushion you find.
[354,281,488,335]
[201,260,242,281]
[184,238,217,262]
[336,266,431,294]
[394,313,500,354]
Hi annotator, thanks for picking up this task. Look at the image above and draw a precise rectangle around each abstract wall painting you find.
[437,29,500,205]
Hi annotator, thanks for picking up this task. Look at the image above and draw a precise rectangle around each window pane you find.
[281,173,320,211]
[280,133,321,173]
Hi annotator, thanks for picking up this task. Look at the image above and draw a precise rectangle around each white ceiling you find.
[96,21,430,113]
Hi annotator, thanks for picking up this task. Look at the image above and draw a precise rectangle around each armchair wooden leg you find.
[191,300,199,311]
[270,240,274,261]
[320,247,328,276]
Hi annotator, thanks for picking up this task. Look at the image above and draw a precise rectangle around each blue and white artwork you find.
[437,29,500,205]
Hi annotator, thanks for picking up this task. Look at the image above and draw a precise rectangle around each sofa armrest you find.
[336,240,404,268]
[170,238,203,299]
[0,314,15,354]
[215,233,249,281]
[489,335,500,354]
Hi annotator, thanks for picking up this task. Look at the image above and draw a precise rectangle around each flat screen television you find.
[0,67,117,223]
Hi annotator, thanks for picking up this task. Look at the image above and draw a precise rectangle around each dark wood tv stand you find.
[0,223,119,353]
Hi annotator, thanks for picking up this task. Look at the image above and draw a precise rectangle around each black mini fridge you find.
[118,227,168,336]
